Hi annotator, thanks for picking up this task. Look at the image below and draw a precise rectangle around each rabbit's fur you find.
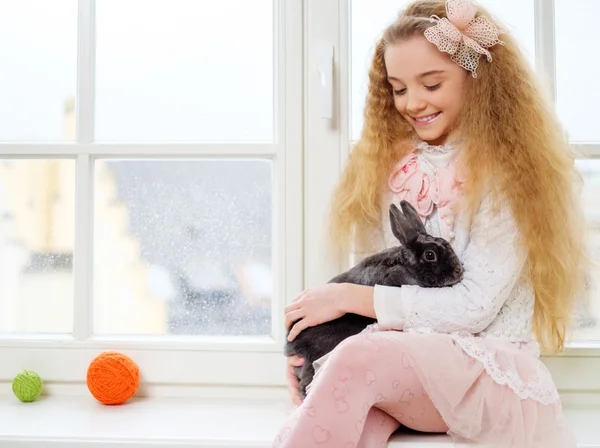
[284,200,464,398]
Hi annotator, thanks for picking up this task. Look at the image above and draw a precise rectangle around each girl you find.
[274,0,589,447]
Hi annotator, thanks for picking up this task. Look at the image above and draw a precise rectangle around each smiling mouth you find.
[412,112,441,126]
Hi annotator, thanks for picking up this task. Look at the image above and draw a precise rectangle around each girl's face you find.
[384,36,468,146]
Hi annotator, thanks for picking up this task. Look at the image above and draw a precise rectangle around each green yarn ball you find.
[12,370,43,402]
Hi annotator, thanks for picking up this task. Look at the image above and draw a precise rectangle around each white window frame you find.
[304,0,600,404]
[0,0,302,395]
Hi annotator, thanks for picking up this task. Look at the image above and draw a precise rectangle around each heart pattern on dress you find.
[399,389,415,405]
[335,398,350,413]
[312,425,331,444]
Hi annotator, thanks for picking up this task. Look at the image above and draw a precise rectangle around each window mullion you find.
[534,0,557,103]
[338,0,350,166]
[73,0,96,340]
[73,154,94,340]
[574,144,600,159]
[272,0,304,342]
[304,0,345,288]
[76,0,96,143]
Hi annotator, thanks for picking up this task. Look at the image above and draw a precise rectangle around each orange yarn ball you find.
[86,351,140,405]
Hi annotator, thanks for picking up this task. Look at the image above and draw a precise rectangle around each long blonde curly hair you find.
[328,0,588,353]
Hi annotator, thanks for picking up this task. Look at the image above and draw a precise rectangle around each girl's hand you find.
[286,355,304,405]
[285,283,348,342]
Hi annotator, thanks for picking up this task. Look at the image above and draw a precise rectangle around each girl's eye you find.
[393,88,406,95]
[425,83,442,91]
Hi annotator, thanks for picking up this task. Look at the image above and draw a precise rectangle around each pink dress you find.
[295,141,577,447]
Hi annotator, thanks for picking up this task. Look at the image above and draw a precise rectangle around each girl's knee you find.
[328,332,381,370]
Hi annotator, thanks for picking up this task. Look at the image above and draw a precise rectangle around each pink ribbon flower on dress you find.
[388,153,434,218]
[423,0,504,77]
[388,151,465,241]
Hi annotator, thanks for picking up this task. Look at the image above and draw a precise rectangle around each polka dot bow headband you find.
[424,0,504,77]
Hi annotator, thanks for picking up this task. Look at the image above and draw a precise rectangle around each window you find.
[555,0,600,143]
[1,0,598,398]
[555,3,600,352]
[0,0,302,388]
[305,0,600,397]
[0,160,75,334]
[0,0,78,142]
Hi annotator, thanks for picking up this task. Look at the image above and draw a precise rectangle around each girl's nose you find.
[406,93,427,115]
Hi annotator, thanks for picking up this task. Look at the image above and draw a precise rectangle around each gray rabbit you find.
[284,200,464,398]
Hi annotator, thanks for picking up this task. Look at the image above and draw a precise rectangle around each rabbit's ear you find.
[389,203,417,245]
[399,200,426,234]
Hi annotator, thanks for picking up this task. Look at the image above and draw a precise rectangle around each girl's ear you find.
[389,203,417,245]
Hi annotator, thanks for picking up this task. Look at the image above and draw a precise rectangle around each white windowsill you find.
[0,396,599,447]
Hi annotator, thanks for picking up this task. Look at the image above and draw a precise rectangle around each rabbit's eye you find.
[424,250,437,262]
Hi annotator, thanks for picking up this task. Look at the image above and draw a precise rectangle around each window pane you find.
[0,160,75,334]
[476,0,535,65]
[556,1,600,143]
[95,0,274,143]
[93,160,273,336]
[0,0,78,142]
[350,0,535,141]
[572,159,600,341]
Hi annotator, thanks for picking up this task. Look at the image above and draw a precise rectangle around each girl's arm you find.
[362,193,527,334]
